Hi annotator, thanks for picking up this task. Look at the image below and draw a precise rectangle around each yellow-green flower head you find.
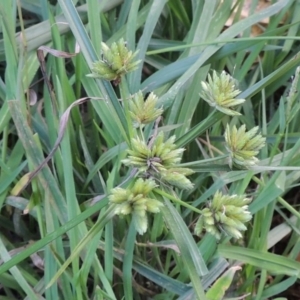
[123,132,182,172]
[200,71,245,116]
[122,132,194,190]
[87,38,141,83]
[129,91,163,127]
[224,124,266,169]
[109,178,163,234]
[194,191,252,240]
[162,168,194,190]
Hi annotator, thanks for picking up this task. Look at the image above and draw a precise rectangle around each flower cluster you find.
[122,131,194,190]
[195,70,264,238]
[200,71,245,116]
[195,191,252,240]
[88,38,141,83]
[224,124,266,169]
[109,178,163,234]
[128,91,163,127]
[102,63,261,237]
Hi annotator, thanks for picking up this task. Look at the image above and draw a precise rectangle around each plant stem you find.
[154,188,203,215]
[179,154,229,167]
[119,76,134,142]
[252,175,300,220]
[175,109,221,148]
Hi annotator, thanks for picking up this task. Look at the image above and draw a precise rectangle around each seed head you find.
[200,71,245,116]
[128,91,163,127]
[224,124,266,169]
[122,132,194,190]
[109,178,163,234]
[195,191,252,240]
[87,38,141,83]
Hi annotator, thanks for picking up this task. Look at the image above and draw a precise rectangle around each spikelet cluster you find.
[200,71,245,116]
[224,124,266,169]
[88,38,141,82]
[195,191,252,240]
[128,91,163,127]
[109,178,163,234]
[122,132,194,190]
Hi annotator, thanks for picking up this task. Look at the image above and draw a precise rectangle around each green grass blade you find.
[0,198,109,275]
[158,0,290,109]
[0,238,41,299]
[218,244,300,278]
[128,0,168,92]
[161,198,208,299]
[122,221,136,299]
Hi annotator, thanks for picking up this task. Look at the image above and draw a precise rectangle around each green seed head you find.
[194,191,252,240]
[122,132,194,190]
[129,91,163,127]
[224,124,266,169]
[87,38,141,83]
[161,168,194,190]
[109,178,163,234]
[200,71,245,116]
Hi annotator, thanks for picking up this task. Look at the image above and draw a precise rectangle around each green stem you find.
[276,197,300,220]
[119,76,135,142]
[179,154,229,167]
[154,188,202,215]
[175,109,221,148]
[138,125,145,142]
[252,176,300,220]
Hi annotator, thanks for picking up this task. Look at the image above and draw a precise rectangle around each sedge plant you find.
[89,40,267,299]
[2,1,300,300]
